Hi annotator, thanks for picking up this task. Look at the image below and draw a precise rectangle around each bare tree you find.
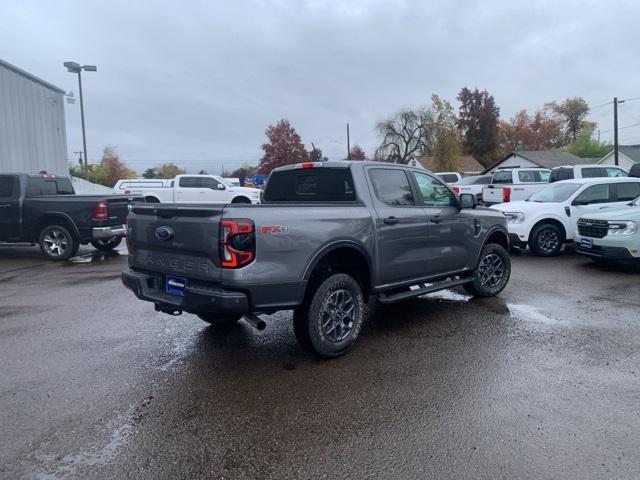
[374,109,434,163]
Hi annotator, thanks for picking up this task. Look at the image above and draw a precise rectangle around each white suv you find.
[491,177,640,256]
[549,164,627,183]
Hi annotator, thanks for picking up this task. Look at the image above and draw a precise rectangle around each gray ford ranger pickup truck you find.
[122,161,511,358]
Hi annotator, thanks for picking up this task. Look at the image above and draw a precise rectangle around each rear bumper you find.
[122,270,250,314]
[93,225,126,239]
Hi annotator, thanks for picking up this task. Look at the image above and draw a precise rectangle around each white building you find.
[0,58,68,175]
[597,145,640,171]
[484,150,596,173]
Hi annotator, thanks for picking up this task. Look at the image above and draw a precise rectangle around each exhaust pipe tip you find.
[243,313,266,331]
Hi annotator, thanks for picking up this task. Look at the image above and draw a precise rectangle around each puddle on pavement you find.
[421,289,472,302]
[66,247,127,265]
[507,303,558,325]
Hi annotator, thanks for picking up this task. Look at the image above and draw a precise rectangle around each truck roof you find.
[272,160,428,172]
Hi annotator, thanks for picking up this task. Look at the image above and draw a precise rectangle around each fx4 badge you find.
[260,225,289,235]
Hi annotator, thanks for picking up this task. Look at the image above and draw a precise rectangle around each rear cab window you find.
[26,176,74,196]
[549,168,574,183]
[492,171,513,184]
[263,167,356,202]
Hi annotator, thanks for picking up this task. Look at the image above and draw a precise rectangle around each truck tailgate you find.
[482,185,505,204]
[127,204,224,283]
[106,195,142,221]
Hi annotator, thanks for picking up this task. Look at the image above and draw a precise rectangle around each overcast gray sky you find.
[2,0,640,174]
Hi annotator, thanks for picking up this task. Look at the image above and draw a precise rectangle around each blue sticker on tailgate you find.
[166,275,186,296]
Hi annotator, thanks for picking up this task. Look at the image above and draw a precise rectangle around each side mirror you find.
[572,199,587,206]
[217,184,225,190]
[459,193,477,209]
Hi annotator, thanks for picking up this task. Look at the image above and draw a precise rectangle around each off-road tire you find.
[293,273,365,358]
[464,243,511,297]
[529,223,563,257]
[38,225,79,261]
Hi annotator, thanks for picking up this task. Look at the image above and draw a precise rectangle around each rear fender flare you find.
[33,212,81,240]
[297,240,373,302]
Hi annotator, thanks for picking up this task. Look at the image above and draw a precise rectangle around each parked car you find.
[482,168,551,205]
[113,175,262,204]
[122,161,511,358]
[574,195,640,264]
[451,175,493,204]
[491,177,640,256]
[224,177,241,186]
[0,173,141,260]
[435,172,462,184]
[548,164,627,183]
[628,163,640,178]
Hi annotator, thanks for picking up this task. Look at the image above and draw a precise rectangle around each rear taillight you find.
[92,201,109,221]
[220,219,255,268]
[452,186,460,194]
[502,187,511,203]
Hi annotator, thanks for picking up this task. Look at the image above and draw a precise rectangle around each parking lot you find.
[1,246,639,479]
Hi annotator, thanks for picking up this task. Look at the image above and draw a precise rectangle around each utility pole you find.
[614,97,619,166]
[77,69,88,176]
[346,123,351,159]
[73,151,84,170]
[64,62,97,177]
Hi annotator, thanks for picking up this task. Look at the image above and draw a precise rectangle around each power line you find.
[590,100,613,110]
[600,121,640,134]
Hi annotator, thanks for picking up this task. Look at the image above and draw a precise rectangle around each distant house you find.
[597,145,640,171]
[415,154,484,174]
[483,150,595,173]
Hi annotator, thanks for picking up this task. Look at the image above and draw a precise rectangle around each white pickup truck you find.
[113,175,262,204]
[482,168,550,205]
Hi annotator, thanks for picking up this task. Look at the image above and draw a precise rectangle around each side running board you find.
[377,277,472,304]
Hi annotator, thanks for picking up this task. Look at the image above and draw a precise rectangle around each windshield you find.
[214,176,233,187]
[528,182,582,202]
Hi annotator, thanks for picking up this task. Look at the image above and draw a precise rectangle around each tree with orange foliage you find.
[258,119,309,174]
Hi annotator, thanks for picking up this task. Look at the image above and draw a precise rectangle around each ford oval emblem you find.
[154,226,174,241]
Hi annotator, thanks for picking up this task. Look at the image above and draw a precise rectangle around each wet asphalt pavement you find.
[0,245,639,479]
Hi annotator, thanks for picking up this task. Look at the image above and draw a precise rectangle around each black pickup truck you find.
[0,173,141,260]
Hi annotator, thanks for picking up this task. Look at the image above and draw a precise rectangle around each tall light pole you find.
[64,61,97,176]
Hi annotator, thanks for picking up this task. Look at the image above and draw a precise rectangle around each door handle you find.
[383,216,398,225]
[431,216,442,224]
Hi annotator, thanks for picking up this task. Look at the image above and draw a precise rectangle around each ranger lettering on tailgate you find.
[134,250,212,275]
